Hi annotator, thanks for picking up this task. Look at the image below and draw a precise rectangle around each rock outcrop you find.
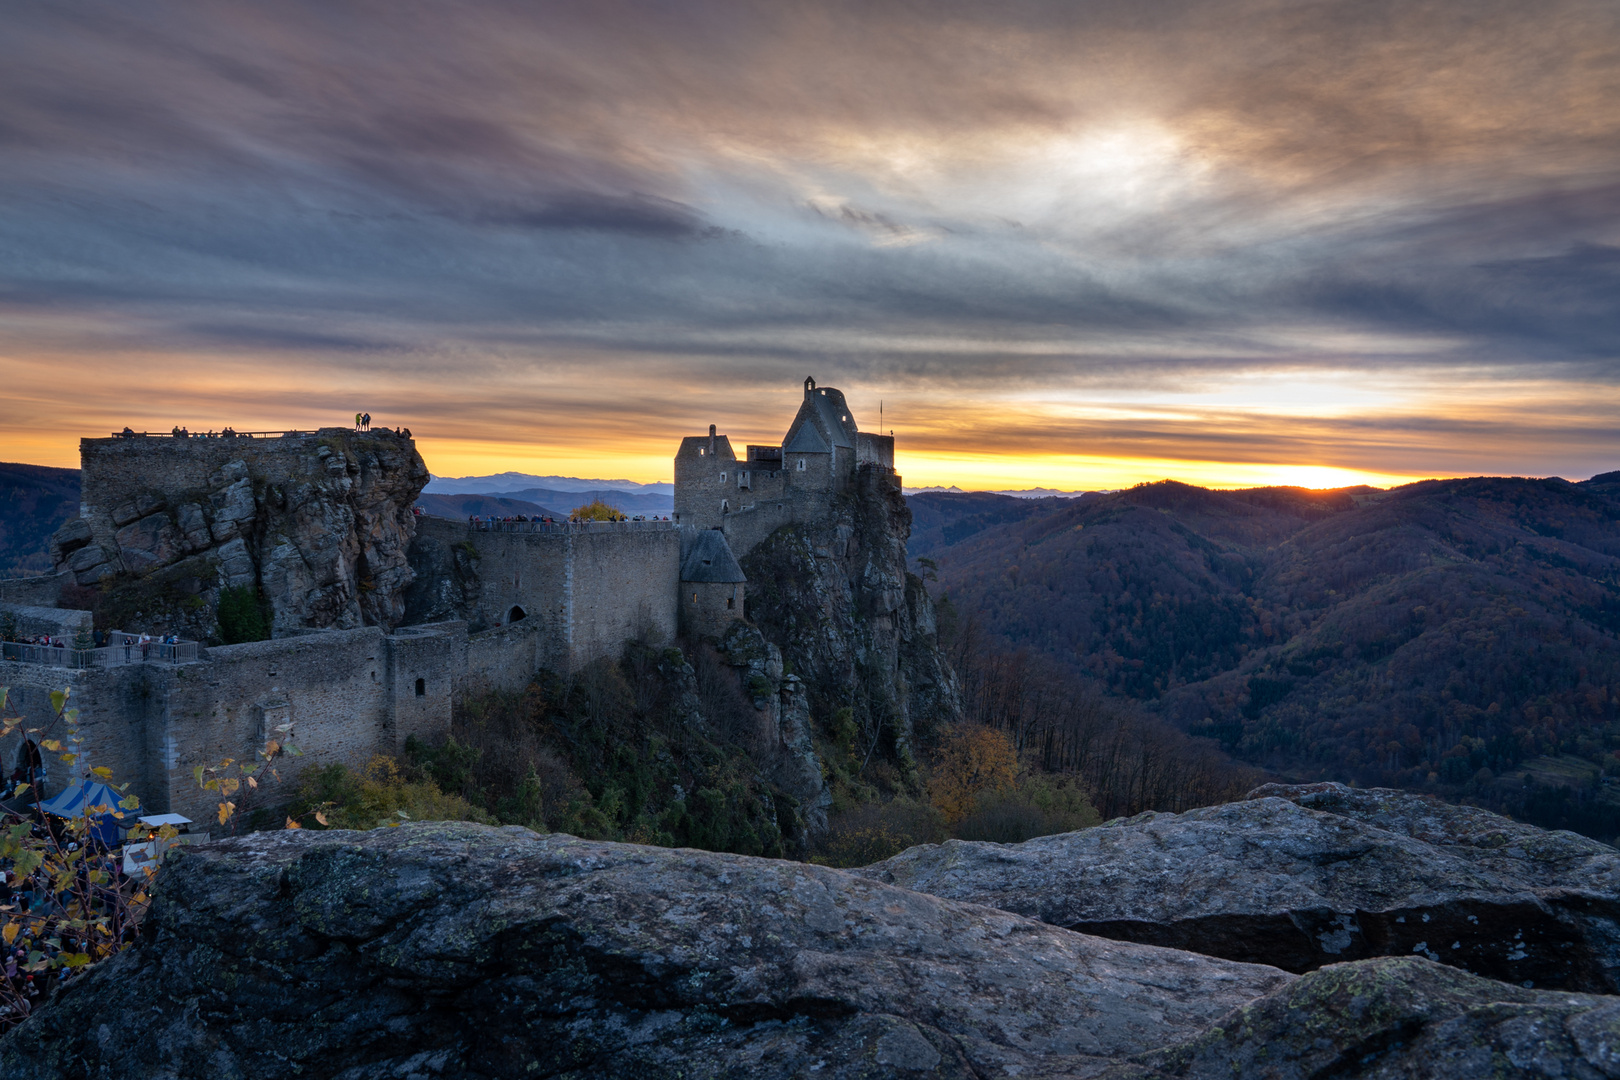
[741,466,962,778]
[1104,956,1620,1080]
[716,620,831,833]
[48,430,428,639]
[858,782,1620,993]
[0,821,1293,1079]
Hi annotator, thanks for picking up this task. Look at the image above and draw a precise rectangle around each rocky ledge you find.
[4,798,1620,1079]
[858,782,1620,993]
[0,821,1292,1080]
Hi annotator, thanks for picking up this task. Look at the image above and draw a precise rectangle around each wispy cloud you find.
[1,0,1617,485]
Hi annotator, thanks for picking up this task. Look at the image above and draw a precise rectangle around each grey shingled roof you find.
[680,529,747,583]
[784,421,830,452]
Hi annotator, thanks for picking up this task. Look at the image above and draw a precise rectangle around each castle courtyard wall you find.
[421,517,681,672]
[568,527,681,657]
[1,603,92,641]
[0,574,71,608]
[0,661,155,808]
[154,628,397,821]
[385,625,461,752]
[463,618,547,700]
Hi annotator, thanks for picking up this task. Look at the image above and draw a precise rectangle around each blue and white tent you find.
[39,780,128,847]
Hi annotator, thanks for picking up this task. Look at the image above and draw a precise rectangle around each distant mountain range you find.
[426,472,673,497]
[422,473,676,517]
[0,462,79,577]
[917,474,1620,841]
[905,485,1099,498]
[414,493,564,521]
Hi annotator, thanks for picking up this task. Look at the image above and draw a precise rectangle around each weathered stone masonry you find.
[0,378,923,824]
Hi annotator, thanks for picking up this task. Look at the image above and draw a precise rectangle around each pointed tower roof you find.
[680,529,746,583]
[783,376,858,451]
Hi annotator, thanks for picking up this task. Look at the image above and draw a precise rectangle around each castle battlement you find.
[670,376,900,633]
[0,377,897,827]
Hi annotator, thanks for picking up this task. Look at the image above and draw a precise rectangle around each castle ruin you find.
[0,379,905,825]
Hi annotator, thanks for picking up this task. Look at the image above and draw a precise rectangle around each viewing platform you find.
[108,428,318,439]
[2,631,200,670]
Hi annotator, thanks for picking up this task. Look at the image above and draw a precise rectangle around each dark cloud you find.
[0,0,1616,481]
[486,194,710,236]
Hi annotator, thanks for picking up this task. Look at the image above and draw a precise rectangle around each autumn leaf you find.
[246,775,258,790]
[217,801,236,825]
[193,765,204,786]
[60,953,91,968]
[40,740,61,752]
[49,689,67,714]
[314,811,328,826]
[91,766,113,780]
[285,817,302,830]
[2,923,17,946]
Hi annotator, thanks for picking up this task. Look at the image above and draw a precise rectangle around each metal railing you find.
[2,633,200,669]
[467,518,676,534]
[110,429,319,439]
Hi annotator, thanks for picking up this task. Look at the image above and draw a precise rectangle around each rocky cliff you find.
[5,814,1620,1079]
[860,781,1620,993]
[739,466,962,784]
[48,430,428,640]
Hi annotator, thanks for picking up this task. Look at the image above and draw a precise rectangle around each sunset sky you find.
[3,1,1617,489]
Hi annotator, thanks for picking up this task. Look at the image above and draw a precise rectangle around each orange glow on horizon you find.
[2,347,1614,492]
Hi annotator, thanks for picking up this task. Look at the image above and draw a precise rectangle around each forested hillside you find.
[0,462,78,577]
[926,473,1620,839]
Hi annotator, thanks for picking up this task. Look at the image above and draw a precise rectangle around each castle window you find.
[508,605,527,623]
[720,472,725,481]
[692,592,698,603]
[721,499,729,512]
[698,447,705,456]
[726,596,734,609]
[414,677,425,697]
[797,459,805,471]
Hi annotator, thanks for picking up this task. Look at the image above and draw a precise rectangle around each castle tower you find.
[679,528,747,637]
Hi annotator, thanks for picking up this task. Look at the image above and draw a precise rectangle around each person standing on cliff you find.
[355,412,362,430]
[362,412,371,430]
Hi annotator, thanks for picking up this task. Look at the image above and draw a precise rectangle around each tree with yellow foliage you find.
[927,724,1018,825]
[570,499,626,522]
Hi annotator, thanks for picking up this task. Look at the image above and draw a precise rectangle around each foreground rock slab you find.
[1103,955,1620,1080]
[0,821,1292,1080]
[859,783,1620,992]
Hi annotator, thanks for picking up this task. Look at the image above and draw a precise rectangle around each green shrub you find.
[216,584,268,644]
[953,773,1100,844]
[291,756,491,831]
[812,797,945,868]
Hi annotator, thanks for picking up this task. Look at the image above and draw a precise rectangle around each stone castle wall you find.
[0,622,467,824]
[568,527,682,655]
[409,516,680,669]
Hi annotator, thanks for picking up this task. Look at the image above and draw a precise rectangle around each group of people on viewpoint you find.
[355,413,411,438]
[2,631,182,662]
